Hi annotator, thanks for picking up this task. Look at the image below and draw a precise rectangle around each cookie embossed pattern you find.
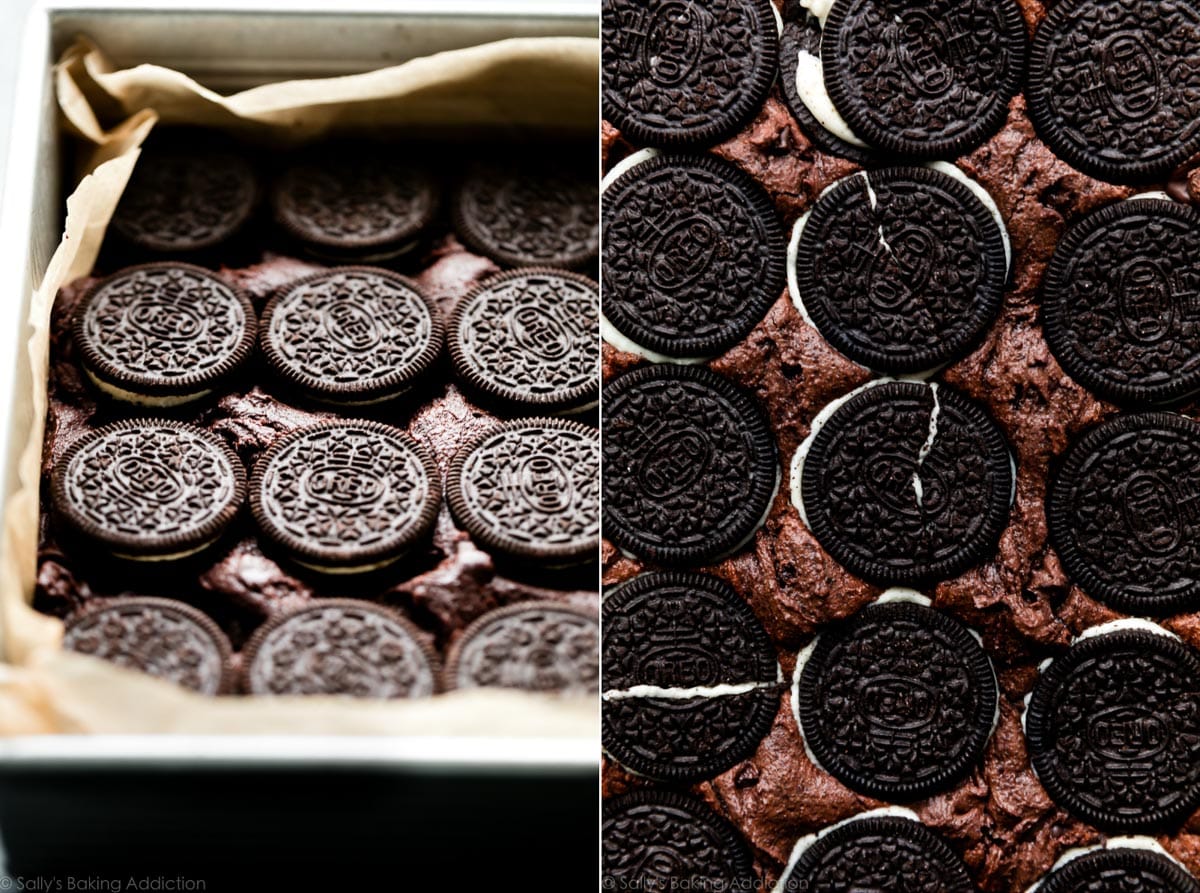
[602,0,1200,889]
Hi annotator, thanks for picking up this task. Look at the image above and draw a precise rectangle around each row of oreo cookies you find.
[109,131,599,270]
[606,0,1200,184]
[604,793,1200,892]
[61,596,598,699]
[74,262,598,415]
[52,415,599,572]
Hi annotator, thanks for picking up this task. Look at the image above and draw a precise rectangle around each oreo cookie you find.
[448,269,598,414]
[451,155,597,269]
[601,0,779,149]
[822,0,1027,158]
[778,814,974,893]
[261,267,444,405]
[1042,197,1200,405]
[63,597,234,694]
[242,599,439,698]
[602,153,786,359]
[602,791,756,889]
[792,166,1008,374]
[778,2,877,165]
[602,572,779,782]
[249,421,441,574]
[1028,0,1200,184]
[1036,847,1200,893]
[445,602,599,694]
[794,381,1013,586]
[446,418,599,566]
[109,130,258,256]
[1025,626,1200,831]
[796,599,998,800]
[73,263,256,407]
[1047,412,1200,615]
[52,420,245,561]
[271,142,439,262]
[603,365,778,566]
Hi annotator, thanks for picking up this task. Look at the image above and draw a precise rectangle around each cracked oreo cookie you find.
[601,0,779,149]
[602,365,778,566]
[271,142,439,262]
[602,154,786,359]
[602,572,779,782]
[1036,847,1200,893]
[822,0,1026,159]
[603,791,756,889]
[1042,198,1200,405]
[261,266,443,405]
[1026,626,1200,832]
[792,167,1008,374]
[445,602,599,694]
[52,420,245,562]
[451,155,597,269]
[797,599,997,800]
[778,815,974,893]
[242,599,440,698]
[63,597,234,694]
[73,263,256,407]
[448,269,598,414]
[1028,0,1200,184]
[446,418,599,566]
[1048,412,1200,615]
[794,381,1013,586]
[249,421,441,574]
[110,131,258,256]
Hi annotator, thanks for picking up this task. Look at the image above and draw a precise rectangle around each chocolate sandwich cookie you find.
[445,602,599,694]
[602,791,756,890]
[446,418,599,566]
[451,156,597,269]
[797,599,997,800]
[822,0,1027,158]
[1025,626,1200,832]
[792,166,1008,374]
[602,572,779,782]
[603,365,778,566]
[794,381,1013,586]
[1028,0,1200,184]
[448,269,598,414]
[109,131,258,256]
[778,2,877,165]
[603,154,786,359]
[271,142,439,262]
[1048,412,1200,615]
[602,0,778,149]
[261,267,443,405]
[73,263,256,406]
[1036,847,1200,893]
[63,597,234,695]
[778,814,974,892]
[1042,198,1200,405]
[249,421,441,574]
[51,420,244,562]
[242,599,439,698]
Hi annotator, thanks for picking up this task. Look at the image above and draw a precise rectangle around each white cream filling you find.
[600,314,710,365]
[794,50,869,147]
[85,366,212,408]
[601,681,779,701]
[601,147,660,193]
[926,161,1012,272]
[772,807,921,893]
[113,537,217,563]
[1024,837,1185,893]
[1127,190,1174,204]
[294,554,403,575]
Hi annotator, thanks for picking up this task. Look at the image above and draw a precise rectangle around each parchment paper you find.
[0,34,599,736]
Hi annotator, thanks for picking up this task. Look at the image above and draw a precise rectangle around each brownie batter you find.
[601,1,1200,889]
[37,231,598,686]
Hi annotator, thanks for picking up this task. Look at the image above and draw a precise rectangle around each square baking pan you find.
[0,0,598,878]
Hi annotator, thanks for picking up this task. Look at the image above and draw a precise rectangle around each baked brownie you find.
[601,0,1200,890]
[38,141,599,697]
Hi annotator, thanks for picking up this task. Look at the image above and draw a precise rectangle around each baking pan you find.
[0,0,598,877]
